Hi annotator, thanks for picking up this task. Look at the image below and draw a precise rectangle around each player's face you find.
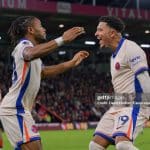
[31,18,46,43]
[95,22,114,48]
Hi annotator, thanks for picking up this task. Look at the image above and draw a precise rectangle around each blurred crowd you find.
[0,47,150,123]
[0,48,113,123]
[33,68,113,123]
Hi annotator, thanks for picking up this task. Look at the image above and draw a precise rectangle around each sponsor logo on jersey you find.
[129,56,141,66]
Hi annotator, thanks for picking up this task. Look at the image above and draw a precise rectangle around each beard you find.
[37,38,47,44]
[35,34,47,44]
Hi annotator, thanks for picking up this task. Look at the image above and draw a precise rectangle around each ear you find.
[27,26,34,34]
[110,29,116,38]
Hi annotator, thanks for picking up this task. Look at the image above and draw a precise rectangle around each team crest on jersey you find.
[31,125,38,133]
[115,62,120,70]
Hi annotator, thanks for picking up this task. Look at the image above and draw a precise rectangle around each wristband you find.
[54,37,64,46]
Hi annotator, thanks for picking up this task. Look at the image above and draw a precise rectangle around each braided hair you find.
[8,16,36,46]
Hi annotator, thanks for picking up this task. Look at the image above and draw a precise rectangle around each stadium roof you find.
[0,1,149,51]
[49,0,150,9]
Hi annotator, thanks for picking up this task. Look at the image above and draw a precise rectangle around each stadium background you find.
[0,0,150,149]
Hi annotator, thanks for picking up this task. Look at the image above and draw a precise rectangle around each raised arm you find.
[41,50,89,78]
[23,27,85,61]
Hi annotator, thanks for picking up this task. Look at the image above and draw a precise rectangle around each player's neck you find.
[24,35,38,46]
[111,35,122,52]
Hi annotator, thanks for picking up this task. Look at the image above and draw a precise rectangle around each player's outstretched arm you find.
[23,27,85,61]
[41,50,89,78]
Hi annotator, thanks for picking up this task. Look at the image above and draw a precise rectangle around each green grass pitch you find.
[2,128,150,150]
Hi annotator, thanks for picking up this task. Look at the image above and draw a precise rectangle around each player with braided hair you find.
[0,16,89,150]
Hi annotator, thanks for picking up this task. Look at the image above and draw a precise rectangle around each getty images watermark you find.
[95,93,150,106]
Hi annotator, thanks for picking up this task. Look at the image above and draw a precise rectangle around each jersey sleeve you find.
[137,71,150,93]
[14,40,33,60]
[126,42,149,75]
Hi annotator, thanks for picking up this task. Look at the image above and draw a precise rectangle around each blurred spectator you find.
[0,47,149,123]
[33,68,113,123]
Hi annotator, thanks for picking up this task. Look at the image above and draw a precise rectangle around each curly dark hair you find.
[99,16,125,33]
[8,16,36,46]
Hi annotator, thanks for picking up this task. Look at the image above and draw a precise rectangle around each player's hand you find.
[71,51,89,67]
[62,27,85,43]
